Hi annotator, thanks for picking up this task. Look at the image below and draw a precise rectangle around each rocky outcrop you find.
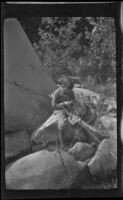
[6,150,92,189]
[4,19,56,133]
[88,139,117,179]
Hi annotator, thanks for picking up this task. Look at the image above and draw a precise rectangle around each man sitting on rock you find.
[51,76,97,149]
[51,76,77,149]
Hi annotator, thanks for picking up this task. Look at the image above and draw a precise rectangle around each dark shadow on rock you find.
[5,149,33,166]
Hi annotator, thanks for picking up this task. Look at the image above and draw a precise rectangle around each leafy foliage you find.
[20,17,116,84]
[85,17,116,83]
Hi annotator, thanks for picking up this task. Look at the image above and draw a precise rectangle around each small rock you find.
[68,142,96,161]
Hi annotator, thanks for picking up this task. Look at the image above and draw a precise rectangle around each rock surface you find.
[68,142,96,161]
[4,19,56,133]
[5,131,31,163]
[73,87,100,106]
[88,139,117,179]
[6,150,91,189]
[100,115,117,140]
[100,115,116,130]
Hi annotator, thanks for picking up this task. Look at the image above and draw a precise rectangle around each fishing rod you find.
[59,102,101,144]
[60,102,117,160]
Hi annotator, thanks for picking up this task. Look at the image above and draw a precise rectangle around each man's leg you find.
[57,111,68,150]
[58,129,64,149]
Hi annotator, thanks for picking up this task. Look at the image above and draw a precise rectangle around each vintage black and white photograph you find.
[2,2,122,198]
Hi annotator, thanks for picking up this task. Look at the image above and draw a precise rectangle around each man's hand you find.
[56,101,73,109]
[56,103,62,109]
[58,101,73,108]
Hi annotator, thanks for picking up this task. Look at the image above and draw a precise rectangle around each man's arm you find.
[51,93,56,108]
[51,88,61,109]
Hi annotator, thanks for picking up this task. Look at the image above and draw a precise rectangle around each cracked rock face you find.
[4,19,56,133]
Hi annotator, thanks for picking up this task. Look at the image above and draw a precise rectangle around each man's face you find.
[62,79,70,89]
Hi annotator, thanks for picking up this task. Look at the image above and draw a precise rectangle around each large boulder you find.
[6,150,92,189]
[88,139,117,179]
[5,131,31,164]
[68,142,96,161]
[4,19,56,133]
